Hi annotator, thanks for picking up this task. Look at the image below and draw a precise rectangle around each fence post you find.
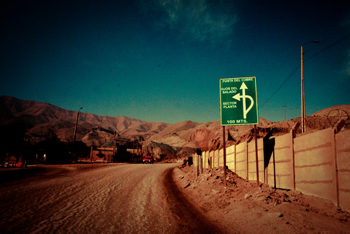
[291,129,296,191]
[246,141,249,180]
[291,122,299,190]
[332,129,340,207]
[196,153,199,177]
[200,155,203,174]
[209,151,212,169]
[254,125,259,186]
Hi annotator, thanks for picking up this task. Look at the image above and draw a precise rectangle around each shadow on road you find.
[163,167,224,234]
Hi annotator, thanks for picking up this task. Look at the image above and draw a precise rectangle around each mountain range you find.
[1,96,349,154]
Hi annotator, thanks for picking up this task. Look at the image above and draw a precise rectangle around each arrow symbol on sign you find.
[233,82,254,119]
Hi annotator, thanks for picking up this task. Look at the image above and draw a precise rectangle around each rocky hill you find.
[312,104,350,117]
[141,104,350,154]
[143,118,274,151]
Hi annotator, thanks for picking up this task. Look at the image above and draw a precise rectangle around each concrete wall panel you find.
[206,151,210,169]
[247,141,256,181]
[201,152,205,169]
[212,150,216,168]
[274,132,294,189]
[214,150,219,168]
[193,153,198,167]
[336,130,350,212]
[267,145,275,188]
[266,133,293,189]
[339,172,350,212]
[236,142,248,179]
[258,139,265,183]
[218,149,224,167]
[246,139,265,183]
[203,151,208,169]
[226,145,235,172]
[208,151,213,169]
[294,128,337,204]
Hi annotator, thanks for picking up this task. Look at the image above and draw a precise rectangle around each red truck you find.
[142,156,154,164]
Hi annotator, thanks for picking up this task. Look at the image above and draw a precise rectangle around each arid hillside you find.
[1,96,349,159]
[0,96,169,146]
[144,104,349,153]
[144,117,273,151]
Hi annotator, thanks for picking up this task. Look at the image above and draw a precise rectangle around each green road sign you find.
[220,77,258,125]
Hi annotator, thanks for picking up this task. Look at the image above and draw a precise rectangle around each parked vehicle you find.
[142,156,154,164]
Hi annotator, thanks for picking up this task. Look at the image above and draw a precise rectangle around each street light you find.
[301,40,319,133]
[73,107,83,144]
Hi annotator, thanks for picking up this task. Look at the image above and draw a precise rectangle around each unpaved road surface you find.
[0,164,221,234]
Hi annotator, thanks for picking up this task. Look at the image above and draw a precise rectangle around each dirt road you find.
[0,164,221,234]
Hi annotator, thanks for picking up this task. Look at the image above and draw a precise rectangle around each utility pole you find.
[301,44,305,133]
[72,107,82,162]
[282,105,286,121]
[301,40,319,133]
[73,107,83,144]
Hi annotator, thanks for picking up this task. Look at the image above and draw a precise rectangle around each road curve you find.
[0,164,221,234]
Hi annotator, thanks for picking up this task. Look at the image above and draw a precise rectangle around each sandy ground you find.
[173,165,350,234]
[0,163,220,234]
[1,164,350,234]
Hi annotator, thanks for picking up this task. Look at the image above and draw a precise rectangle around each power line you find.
[260,62,300,108]
[304,22,350,54]
[260,25,350,109]
[305,32,350,61]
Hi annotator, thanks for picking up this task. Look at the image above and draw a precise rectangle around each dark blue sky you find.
[1,0,349,123]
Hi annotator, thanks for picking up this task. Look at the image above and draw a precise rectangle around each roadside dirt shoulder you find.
[172,165,350,234]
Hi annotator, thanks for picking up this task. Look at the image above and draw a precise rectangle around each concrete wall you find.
[209,151,214,169]
[218,149,224,168]
[193,153,198,168]
[235,142,248,180]
[212,150,217,168]
[216,150,220,168]
[267,132,294,189]
[247,139,264,183]
[203,151,207,169]
[294,128,337,204]
[226,145,235,172]
[201,128,350,212]
[336,130,350,211]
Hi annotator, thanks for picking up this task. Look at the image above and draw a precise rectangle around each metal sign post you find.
[220,77,259,186]
[223,126,227,187]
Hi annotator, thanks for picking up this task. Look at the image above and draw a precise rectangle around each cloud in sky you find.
[141,0,238,42]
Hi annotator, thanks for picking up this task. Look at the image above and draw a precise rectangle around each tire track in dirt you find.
[0,163,224,234]
[29,165,136,233]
